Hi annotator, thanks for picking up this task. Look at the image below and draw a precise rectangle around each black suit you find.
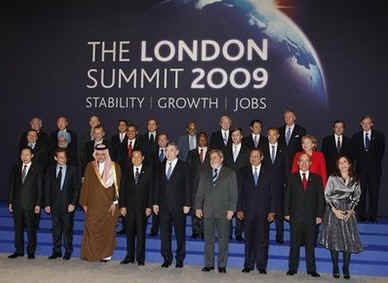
[351,129,385,221]
[238,165,275,270]
[50,129,78,160]
[153,159,191,264]
[110,133,127,165]
[321,135,352,176]
[210,130,232,153]
[19,142,49,173]
[80,139,110,176]
[285,173,324,273]
[225,144,250,238]
[8,162,43,255]
[45,165,80,254]
[279,124,306,172]
[262,143,288,242]
[49,147,78,167]
[19,130,50,150]
[120,138,147,168]
[242,134,267,150]
[119,164,153,263]
[186,148,211,236]
[140,132,159,163]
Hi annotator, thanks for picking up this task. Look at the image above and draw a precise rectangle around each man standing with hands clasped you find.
[284,153,324,277]
[195,149,238,273]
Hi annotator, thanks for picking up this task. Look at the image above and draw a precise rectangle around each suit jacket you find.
[119,164,153,212]
[195,166,238,219]
[284,173,324,225]
[279,124,306,171]
[19,142,49,172]
[110,133,127,164]
[50,129,78,157]
[237,165,275,218]
[140,132,159,163]
[8,162,43,211]
[153,159,191,211]
[209,130,232,153]
[242,134,267,150]
[44,165,80,209]
[351,129,385,177]
[49,147,78,167]
[262,143,288,213]
[186,148,211,202]
[224,144,250,173]
[119,137,147,168]
[321,134,352,176]
[81,139,110,176]
[19,130,50,150]
[177,134,197,161]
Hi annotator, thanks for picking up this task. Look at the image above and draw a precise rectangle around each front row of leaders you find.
[8,142,362,280]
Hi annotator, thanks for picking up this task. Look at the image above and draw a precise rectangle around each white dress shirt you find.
[252,163,262,176]
[133,164,143,176]
[165,158,178,176]
[299,170,309,181]
[232,143,242,162]
[363,130,372,148]
[21,162,32,176]
[119,132,126,143]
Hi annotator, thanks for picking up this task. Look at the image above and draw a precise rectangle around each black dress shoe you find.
[118,229,126,235]
[200,233,204,239]
[276,239,284,244]
[120,256,134,264]
[63,253,71,260]
[307,272,320,277]
[137,262,144,266]
[201,266,214,272]
[100,259,109,263]
[8,253,24,259]
[149,232,158,237]
[27,254,35,259]
[161,261,170,268]
[218,267,227,273]
[175,262,183,268]
[344,274,350,280]
[48,252,62,259]
[333,272,340,279]
[242,267,251,273]
[191,232,199,239]
[235,235,244,242]
[286,270,296,276]
[258,268,267,274]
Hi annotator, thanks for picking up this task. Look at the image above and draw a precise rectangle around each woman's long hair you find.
[333,154,358,184]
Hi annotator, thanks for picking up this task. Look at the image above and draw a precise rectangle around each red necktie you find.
[302,173,308,190]
[128,142,133,159]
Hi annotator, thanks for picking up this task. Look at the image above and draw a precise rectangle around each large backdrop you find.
[1,0,387,215]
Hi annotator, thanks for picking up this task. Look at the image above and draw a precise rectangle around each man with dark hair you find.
[141,119,159,163]
[119,150,153,265]
[80,115,101,149]
[153,142,191,268]
[8,147,43,259]
[50,116,78,161]
[243,120,267,149]
[44,148,80,260]
[110,120,128,164]
[351,115,385,222]
[19,117,50,150]
[322,120,352,176]
[186,131,211,239]
[195,149,238,273]
[177,121,198,161]
[21,129,49,172]
[122,124,146,168]
[279,109,306,172]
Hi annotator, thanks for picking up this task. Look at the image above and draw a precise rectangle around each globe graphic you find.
[124,0,328,119]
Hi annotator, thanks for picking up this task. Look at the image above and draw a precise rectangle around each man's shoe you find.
[235,235,244,242]
[27,254,35,259]
[161,261,170,268]
[333,272,340,279]
[118,229,126,235]
[175,262,183,268]
[137,261,145,266]
[120,256,134,264]
[149,232,158,237]
[218,267,227,273]
[286,270,296,276]
[8,253,23,259]
[63,253,71,260]
[201,266,214,272]
[308,272,320,278]
[241,267,251,273]
[276,238,284,244]
[48,252,62,259]
[258,269,267,274]
[191,232,199,239]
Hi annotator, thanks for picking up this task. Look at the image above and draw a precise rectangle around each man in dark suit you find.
[50,116,78,161]
[186,132,211,239]
[19,117,50,150]
[284,153,324,277]
[322,120,353,176]
[237,148,276,274]
[119,150,153,265]
[242,120,267,149]
[177,121,198,161]
[195,149,238,273]
[149,133,169,236]
[351,115,385,222]
[262,128,288,243]
[279,109,306,171]
[49,135,78,167]
[225,128,250,241]
[44,148,80,260]
[81,126,110,177]
[140,119,159,163]
[79,114,101,149]
[210,115,233,153]
[110,120,128,164]
[153,142,191,268]
[121,124,147,168]
[20,129,49,172]
[8,147,43,259]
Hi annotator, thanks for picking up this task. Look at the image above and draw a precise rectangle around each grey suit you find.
[195,166,238,268]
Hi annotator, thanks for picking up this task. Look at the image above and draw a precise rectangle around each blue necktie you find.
[286,127,291,145]
[223,132,228,146]
[271,145,276,164]
[166,162,172,180]
[212,168,218,185]
[135,167,140,184]
[159,149,164,161]
[365,133,370,151]
[253,167,259,186]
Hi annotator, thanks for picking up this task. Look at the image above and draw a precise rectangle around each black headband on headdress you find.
[95,144,108,150]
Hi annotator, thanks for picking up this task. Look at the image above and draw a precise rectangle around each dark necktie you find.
[200,149,204,163]
[336,136,341,153]
[365,133,370,151]
[150,134,155,145]
[57,166,63,191]
[21,165,27,184]
[135,167,140,184]
[159,149,164,161]
[271,145,276,164]
[302,173,308,190]
[212,168,218,185]
[166,162,172,180]
[128,141,133,159]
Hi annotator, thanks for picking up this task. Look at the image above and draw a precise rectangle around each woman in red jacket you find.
[291,135,328,188]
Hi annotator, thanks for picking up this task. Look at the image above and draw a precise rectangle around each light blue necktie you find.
[286,127,291,145]
[223,132,228,145]
[166,162,172,180]
[254,135,258,148]
[159,149,165,161]
[253,167,259,185]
